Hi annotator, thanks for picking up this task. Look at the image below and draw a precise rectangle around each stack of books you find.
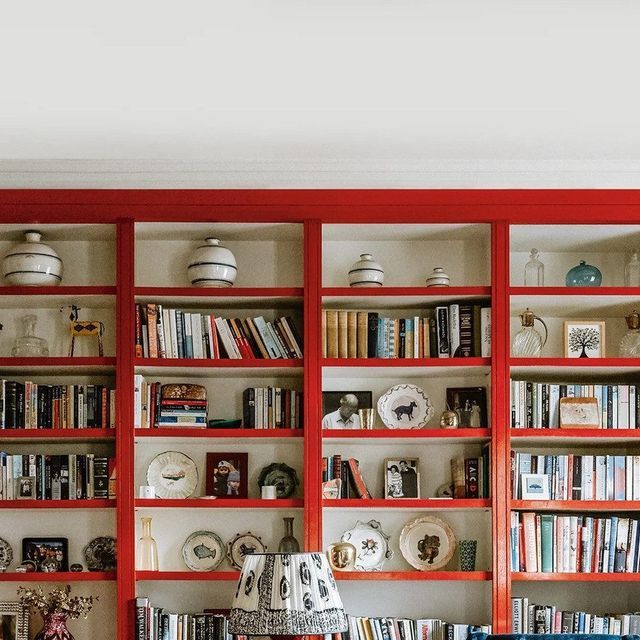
[134,379,209,429]
[511,511,640,573]
[242,387,302,428]
[511,598,640,635]
[321,454,371,498]
[343,615,491,640]
[322,303,491,359]
[451,447,491,499]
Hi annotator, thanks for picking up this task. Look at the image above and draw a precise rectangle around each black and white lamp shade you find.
[229,552,348,636]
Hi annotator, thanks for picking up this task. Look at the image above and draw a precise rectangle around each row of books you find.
[134,378,208,428]
[242,387,303,428]
[322,304,491,359]
[322,455,371,498]
[511,452,640,501]
[136,304,303,360]
[451,448,490,499]
[135,599,230,640]
[0,453,114,500]
[510,511,640,573]
[511,598,640,635]
[0,380,116,429]
[340,616,491,640]
[511,381,640,429]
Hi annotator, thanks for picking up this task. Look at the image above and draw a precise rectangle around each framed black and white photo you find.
[322,391,372,430]
[22,537,68,572]
[521,473,551,500]
[384,458,420,499]
[446,387,487,428]
[0,602,29,640]
[16,476,36,500]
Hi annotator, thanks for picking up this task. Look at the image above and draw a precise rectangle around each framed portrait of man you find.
[321,391,372,429]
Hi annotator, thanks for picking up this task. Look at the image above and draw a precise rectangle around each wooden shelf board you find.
[335,570,491,581]
[510,286,640,296]
[323,498,490,510]
[0,500,115,509]
[512,500,640,512]
[323,428,490,442]
[136,571,240,581]
[0,428,114,441]
[135,428,303,439]
[0,571,116,582]
[512,572,640,582]
[135,498,303,509]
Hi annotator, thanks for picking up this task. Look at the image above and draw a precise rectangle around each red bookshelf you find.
[322,357,490,367]
[335,570,492,581]
[323,498,491,510]
[134,358,303,368]
[0,285,116,296]
[0,571,116,582]
[0,500,115,509]
[509,286,640,296]
[134,428,303,438]
[135,286,303,299]
[136,571,239,581]
[511,500,640,512]
[323,428,491,441]
[0,428,114,440]
[135,498,304,509]
[511,572,640,582]
[322,286,491,298]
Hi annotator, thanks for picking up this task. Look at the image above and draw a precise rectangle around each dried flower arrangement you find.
[17,585,97,619]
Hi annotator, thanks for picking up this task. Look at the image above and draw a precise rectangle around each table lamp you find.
[229,552,348,640]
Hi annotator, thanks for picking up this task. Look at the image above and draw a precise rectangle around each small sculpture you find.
[61,306,104,357]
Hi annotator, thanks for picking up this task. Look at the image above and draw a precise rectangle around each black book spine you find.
[572,456,582,500]
[367,313,379,358]
[60,455,69,499]
[93,457,109,498]
[398,318,406,358]
[525,383,533,428]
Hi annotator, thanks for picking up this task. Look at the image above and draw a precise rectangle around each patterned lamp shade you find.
[229,552,348,636]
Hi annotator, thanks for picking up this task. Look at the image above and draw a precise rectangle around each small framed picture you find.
[559,397,600,429]
[0,602,29,640]
[521,473,551,500]
[22,537,68,573]
[564,320,605,358]
[16,477,36,500]
[205,453,248,498]
[322,478,342,500]
[446,387,487,428]
[322,391,373,429]
[384,458,420,499]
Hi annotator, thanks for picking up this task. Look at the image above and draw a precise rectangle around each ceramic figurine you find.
[426,267,450,287]
[187,237,237,287]
[2,230,63,286]
[348,253,384,287]
[566,260,602,287]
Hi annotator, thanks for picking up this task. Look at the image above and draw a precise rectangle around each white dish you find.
[182,531,224,571]
[226,532,267,570]
[146,451,198,499]
[377,384,434,429]
[399,515,456,571]
[340,519,393,571]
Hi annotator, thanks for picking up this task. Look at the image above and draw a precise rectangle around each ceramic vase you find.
[625,250,640,287]
[136,517,159,571]
[35,612,74,640]
[348,253,384,287]
[2,231,63,286]
[566,260,602,287]
[187,237,237,287]
[426,267,450,287]
[277,517,300,552]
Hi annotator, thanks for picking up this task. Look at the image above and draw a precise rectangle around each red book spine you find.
[135,304,143,358]
[347,458,371,499]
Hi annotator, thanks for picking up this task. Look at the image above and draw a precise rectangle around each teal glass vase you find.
[566,260,602,287]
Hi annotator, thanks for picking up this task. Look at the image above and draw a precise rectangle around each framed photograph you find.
[564,320,605,358]
[559,397,600,429]
[16,477,36,500]
[22,537,68,572]
[521,473,551,500]
[0,602,29,640]
[322,478,342,500]
[445,387,487,428]
[205,453,248,498]
[384,458,420,499]
[322,391,373,429]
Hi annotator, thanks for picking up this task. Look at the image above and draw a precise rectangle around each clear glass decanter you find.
[136,517,159,571]
[625,250,640,287]
[11,314,49,356]
[524,248,544,286]
[278,516,300,552]
[619,310,640,357]
[512,308,548,357]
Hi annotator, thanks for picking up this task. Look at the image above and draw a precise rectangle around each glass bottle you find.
[512,308,548,357]
[625,250,640,287]
[619,310,640,357]
[11,314,49,356]
[278,517,300,552]
[524,248,544,286]
[136,517,159,571]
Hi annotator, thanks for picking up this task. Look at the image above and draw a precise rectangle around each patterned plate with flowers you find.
[340,519,393,571]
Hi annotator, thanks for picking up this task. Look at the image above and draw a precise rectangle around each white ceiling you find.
[2,0,640,187]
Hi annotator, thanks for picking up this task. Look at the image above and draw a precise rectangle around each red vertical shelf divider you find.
[304,220,323,550]
[116,220,136,640]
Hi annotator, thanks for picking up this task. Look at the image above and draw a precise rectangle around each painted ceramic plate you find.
[182,531,224,571]
[257,462,299,498]
[340,519,393,571]
[83,536,117,571]
[0,538,13,571]
[399,515,456,571]
[377,384,434,429]
[146,451,198,499]
[226,532,267,570]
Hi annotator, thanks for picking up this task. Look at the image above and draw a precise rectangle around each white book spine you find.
[480,306,492,357]
[191,313,203,359]
[448,304,461,357]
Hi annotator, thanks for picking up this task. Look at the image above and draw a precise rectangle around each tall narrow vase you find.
[278,517,300,552]
[35,612,74,640]
[137,517,159,571]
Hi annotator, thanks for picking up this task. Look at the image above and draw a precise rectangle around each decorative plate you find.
[0,537,12,572]
[399,515,456,571]
[340,519,393,572]
[83,536,117,571]
[257,462,299,498]
[377,384,434,429]
[146,451,198,499]
[226,532,267,570]
[182,531,224,571]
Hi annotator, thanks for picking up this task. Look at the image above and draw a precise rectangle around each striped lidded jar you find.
[2,231,63,286]
[348,253,384,287]
[187,237,237,287]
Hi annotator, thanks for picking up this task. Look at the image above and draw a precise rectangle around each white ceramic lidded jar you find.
[2,230,63,286]
[187,237,237,287]
[348,253,384,287]
[426,267,450,287]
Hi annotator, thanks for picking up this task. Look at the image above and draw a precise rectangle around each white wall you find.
[1,0,640,187]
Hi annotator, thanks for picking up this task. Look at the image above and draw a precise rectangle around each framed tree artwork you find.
[564,321,605,358]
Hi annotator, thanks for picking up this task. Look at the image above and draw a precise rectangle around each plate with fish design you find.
[182,531,225,571]
[146,451,198,499]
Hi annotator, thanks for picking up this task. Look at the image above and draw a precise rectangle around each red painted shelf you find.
[512,572,640,582]
[324,428,490,440]
[0,428,114,440]
[512,500,640,512]
[323,498,490,510]
[0,500,115,509]
[0,571,116,582]
[510,286,640,296]
[0,285,116,296]
[135,498,303,508]
[510,357,640,367]
[136,571,240,581]
[323,286,491,297]
[135,428,303,438]
[511,428,640,440]
[335,571,491,581]
[322,357,490,367]
[135,286,303,298]
[0,357,116,368]
[134,358,302,368]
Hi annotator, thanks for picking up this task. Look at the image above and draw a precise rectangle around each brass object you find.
[440,409,459,429]
[326,541,356,572]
